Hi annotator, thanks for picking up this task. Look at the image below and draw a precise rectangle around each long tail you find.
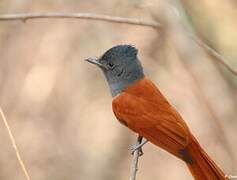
[185,135,227,180]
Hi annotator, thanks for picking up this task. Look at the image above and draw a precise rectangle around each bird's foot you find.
[130,139,148,156]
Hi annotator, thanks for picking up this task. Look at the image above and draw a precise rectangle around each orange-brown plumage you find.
[86,45,227,180]
[112,77,226,180]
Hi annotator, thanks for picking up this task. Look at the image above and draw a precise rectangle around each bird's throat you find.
[106,75,144,97]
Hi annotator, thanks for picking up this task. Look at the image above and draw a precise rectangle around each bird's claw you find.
[130,144,144,156]
[130,139,148,155]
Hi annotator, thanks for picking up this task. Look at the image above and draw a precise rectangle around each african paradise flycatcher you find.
[86,45,227,180]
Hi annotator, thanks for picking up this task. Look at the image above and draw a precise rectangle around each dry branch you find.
[0,107,31,180]
[189,35,237,76]
[130,136,143,180]
[0,12,236,77]
[0,12,161,28]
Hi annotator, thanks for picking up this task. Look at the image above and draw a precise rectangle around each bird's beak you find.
[85,57,106,69]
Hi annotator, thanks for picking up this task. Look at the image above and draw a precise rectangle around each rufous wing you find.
[112,92,190,159]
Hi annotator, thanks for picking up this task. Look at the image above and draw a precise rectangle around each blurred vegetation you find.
[0,0,236,180]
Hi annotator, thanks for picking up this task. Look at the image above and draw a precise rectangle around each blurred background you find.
[0,0,236,180]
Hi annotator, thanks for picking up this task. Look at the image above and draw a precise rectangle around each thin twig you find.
[0,12,161,28]
[130,136,143,180]
[188,34,237,76]
[0,12,235,77]
[0,107,31,180]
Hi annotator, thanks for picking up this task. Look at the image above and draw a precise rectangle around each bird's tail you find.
[185,135,227,180]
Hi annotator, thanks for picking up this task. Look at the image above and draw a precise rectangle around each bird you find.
[85,45,227,180]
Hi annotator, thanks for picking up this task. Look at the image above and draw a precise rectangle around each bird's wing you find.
[112,92,190,153]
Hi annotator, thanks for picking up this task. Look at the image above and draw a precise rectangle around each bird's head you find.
[86,45,144,96]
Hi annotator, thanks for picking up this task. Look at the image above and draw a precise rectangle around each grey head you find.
[86,45,144,96]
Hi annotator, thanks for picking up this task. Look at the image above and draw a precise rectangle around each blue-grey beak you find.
[85,57,107,69]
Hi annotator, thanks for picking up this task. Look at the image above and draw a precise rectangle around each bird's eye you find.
[108,62,114,68]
